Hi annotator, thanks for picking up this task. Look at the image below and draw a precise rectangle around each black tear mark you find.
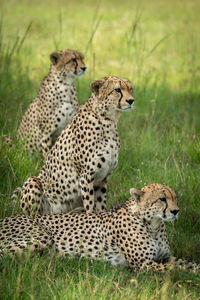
[117,89,123,109]
[74,59,78,74]
[163,194,168,218]
[107,88,123,108]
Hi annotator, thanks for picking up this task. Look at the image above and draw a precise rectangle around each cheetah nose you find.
[171,209,179,216]
[81,66,87,72]
[126,98,134,105]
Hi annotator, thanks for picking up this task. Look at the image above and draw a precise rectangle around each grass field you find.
[0,0,200,299]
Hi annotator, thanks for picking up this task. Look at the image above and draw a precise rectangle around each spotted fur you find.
[1,184,199,273]
[18,49,86,158]
[18,76,134,214]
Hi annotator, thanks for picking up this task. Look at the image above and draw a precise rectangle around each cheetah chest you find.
[56,100,76,129]
[153,240,170,262]
[53,83,77,127]
[95,139,119,183]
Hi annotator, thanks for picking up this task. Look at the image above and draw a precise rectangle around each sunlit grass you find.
[0,0,200,298]
[0,253,200,300]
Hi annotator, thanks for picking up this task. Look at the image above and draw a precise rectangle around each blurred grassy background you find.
[0,0,200,299]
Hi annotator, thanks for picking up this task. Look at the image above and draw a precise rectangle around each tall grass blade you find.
[84,15,102,55]
[16,21,32,53]
[127,6,143,48]
[146,34,169,58]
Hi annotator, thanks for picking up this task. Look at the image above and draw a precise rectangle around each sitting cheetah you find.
[18,49,86,157]
[1,184,199,273]
[18,76,134,214]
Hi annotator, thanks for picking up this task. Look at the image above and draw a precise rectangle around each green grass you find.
[0,0,200,298]
[1,253,199,300]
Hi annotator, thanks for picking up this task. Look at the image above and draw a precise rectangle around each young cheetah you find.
[18,76,134,215]
[1,184,199,273]
[18,49,86,157]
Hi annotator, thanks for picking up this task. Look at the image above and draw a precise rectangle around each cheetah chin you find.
[75,70,86,77]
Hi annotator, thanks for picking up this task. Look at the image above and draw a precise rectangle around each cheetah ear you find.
[129,188,144,201]
[50,52,60,65]
[90,79,105,96]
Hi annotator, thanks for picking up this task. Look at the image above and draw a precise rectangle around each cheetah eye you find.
[115,88,121,93]
[72,58,76,62]
[159,197,167,203]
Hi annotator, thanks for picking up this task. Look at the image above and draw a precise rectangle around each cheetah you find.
[1,184,199,273]
[17,76,134,215]
[17,49,86,157]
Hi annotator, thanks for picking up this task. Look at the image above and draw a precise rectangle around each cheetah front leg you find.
[94,179,107,212]
[145,258,200,273]
[40,103,75,158]
[41,132,54,158]
[117,232,172,272]
[171,257,200,273]
[120,246,199,273]
[80,174,95,213]
[20,177,43,215]
[40,117,60,158]
[123,252,169,272]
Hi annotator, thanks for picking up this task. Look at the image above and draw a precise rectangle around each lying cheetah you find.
[18,49,86,157]
[1,184,199,273]
[18,76,134,214]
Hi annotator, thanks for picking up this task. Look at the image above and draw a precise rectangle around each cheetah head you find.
[50,49,86,78]
[129,183,179,222]
[91,76,134,114]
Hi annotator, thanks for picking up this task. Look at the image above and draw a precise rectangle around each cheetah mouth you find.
[74,70,86,77]
[116,105,133,112]
[161,216,177,222]
[156,214,178,222]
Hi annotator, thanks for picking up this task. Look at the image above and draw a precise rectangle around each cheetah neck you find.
[54,73,75,85]
[146,217,163,232]
[139,211,163,227]
[86,94,122,123]
[49,66,75,85]
[126,201,164,232]
[105,110,122,123]
[38,70,78,106]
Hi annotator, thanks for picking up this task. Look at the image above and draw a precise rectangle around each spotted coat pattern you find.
[1,184,199,272]
[18,49,86,158]
[19,76,134,215]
